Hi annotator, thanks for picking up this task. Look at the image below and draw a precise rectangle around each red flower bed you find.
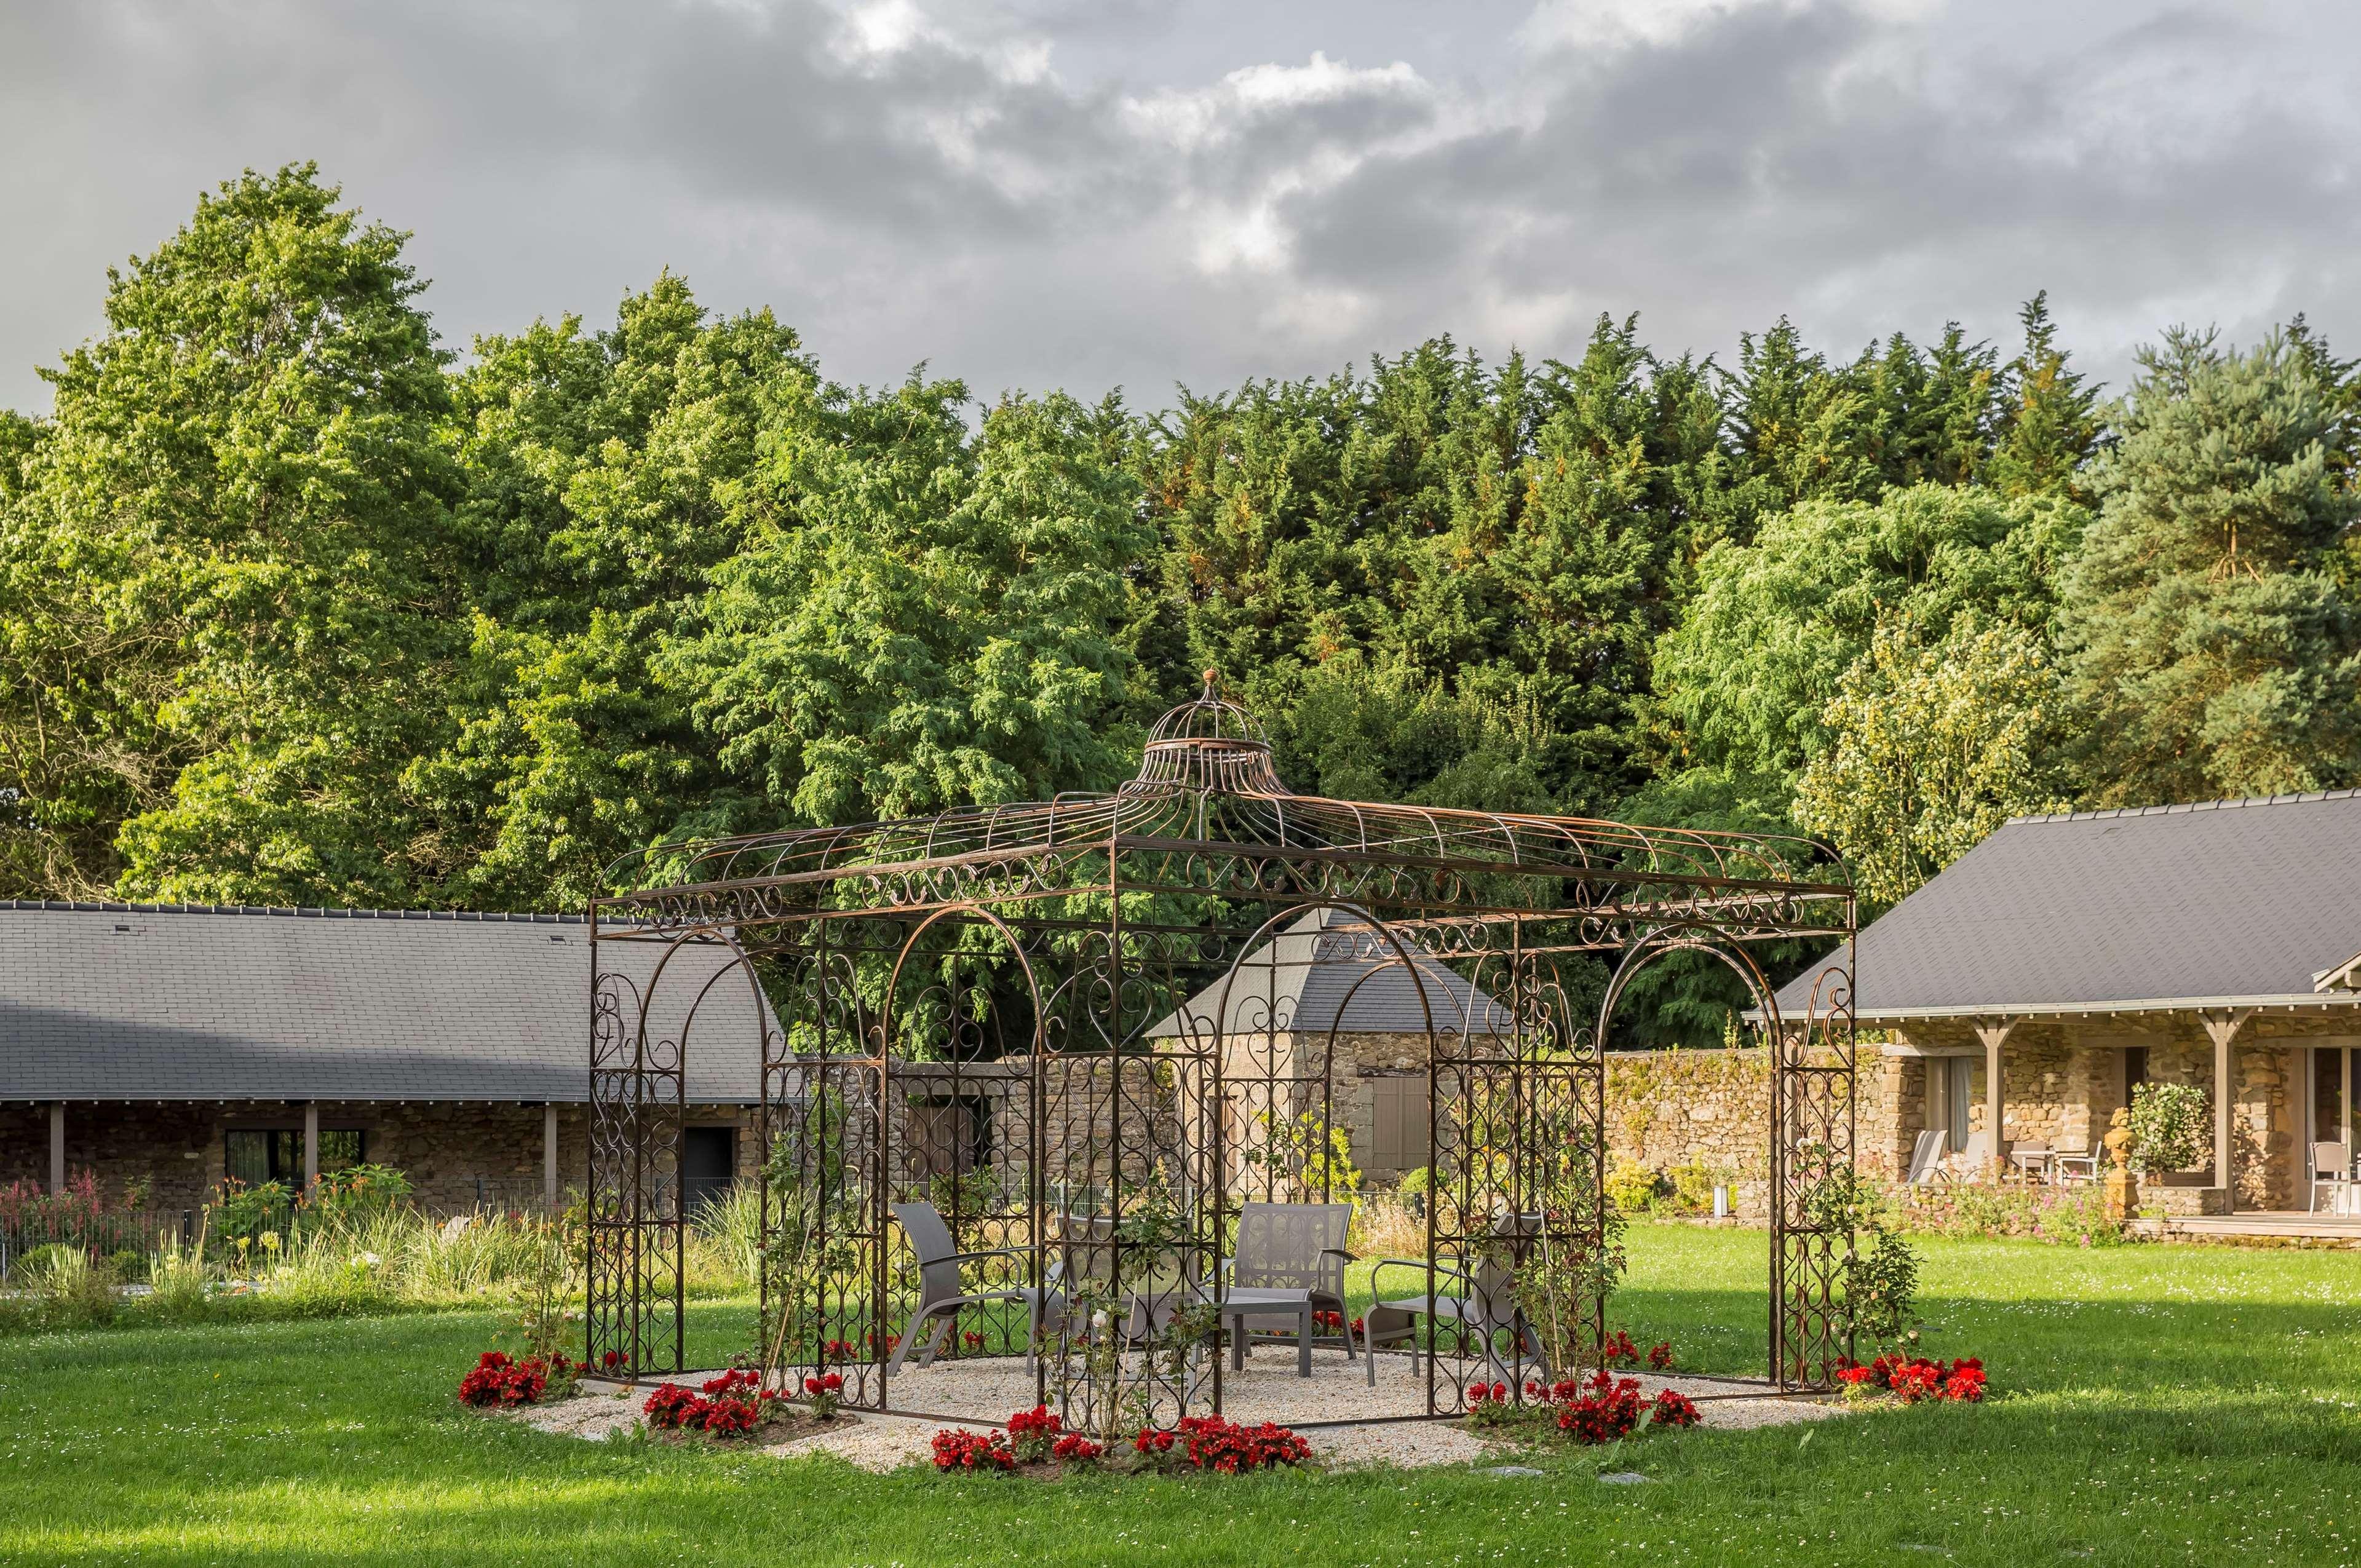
[1007,1403,1063,1462]
[1052,1433,1105,1463]
[1518,1371,1704,1443]
[1647,1342,1675,1371]
[1651,1388,1700,1428]
[642,1368,787,1438]
[1165,1414,1312,1474]
[1603,1329,1640,1366]
[1837,1354,1986,1404]
[932,1428,1017,1471]
[458,1351,554,1408]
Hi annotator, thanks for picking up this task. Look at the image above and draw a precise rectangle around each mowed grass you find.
[3,1227,2359,1567]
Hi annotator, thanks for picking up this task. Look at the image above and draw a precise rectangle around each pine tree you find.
[2058,326,2361,804]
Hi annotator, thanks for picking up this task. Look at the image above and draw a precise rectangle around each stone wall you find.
[0,1099,757,1213]
[1892,1011,2323,1210]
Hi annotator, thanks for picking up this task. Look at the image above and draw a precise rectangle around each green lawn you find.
[4,1226,2359,1567]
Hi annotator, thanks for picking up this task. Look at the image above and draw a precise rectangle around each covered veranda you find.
[1777,790,2361,1234]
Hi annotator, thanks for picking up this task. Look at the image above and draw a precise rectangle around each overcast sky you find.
[6,0,2359,414]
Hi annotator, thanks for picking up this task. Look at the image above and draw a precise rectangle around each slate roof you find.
[0,902,766,1102]
[1146,908,1513,1040]
[1770,791,2361,1023]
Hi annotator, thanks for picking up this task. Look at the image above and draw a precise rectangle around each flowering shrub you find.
[642,1369,786,1438]
[1007,1403,1063,1462]
[932,1428,1017,1471]
[1466,1380,1515,1428]
[1650,1389,1700,1428]
[1554,1371,1646,1444]
[801,1371,844,1420]
[1837,1354,1987,1404]
[1603,1329,1640,1366]
[821,1338,855,1363]
[1647,1342,1675,1371]
[1052,1433,1105,1464]
[1163,1414,1312,1475]
[458,1350,552,1407]
[961,1331,985,1353]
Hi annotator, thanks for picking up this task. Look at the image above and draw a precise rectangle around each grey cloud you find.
[2,0,2359,414]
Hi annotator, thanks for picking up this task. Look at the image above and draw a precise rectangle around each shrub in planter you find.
[2127,1083,2208,1176]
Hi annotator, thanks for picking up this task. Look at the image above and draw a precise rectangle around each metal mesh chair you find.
[1218,1201,1354,1377]
[887,1201,1063,1374]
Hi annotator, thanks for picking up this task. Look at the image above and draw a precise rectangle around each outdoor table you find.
[1220,1290,1317,1377]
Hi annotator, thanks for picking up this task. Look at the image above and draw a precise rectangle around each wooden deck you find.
[2130,1210,2361,1247]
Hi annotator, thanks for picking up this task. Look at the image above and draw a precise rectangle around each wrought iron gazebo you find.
[585,677,1857,1429]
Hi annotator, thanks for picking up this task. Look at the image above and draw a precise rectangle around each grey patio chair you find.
[1904,1129,1948,1186]
[2311,1142,2354,1214]
[1360,1213,1542,1388]
[1218,1201,1354,1378]
[886,1201,1065,1376]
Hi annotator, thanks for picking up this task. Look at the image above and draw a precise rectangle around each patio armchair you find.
[1904,1129,1948,1186]
[2311,1142,2354,1214]
[1216,1201,1354,1378]
[2052,1142,2099,1184]
[886,1200,1065,1376]
[2007,1141,2055,1182]
[1360,1213,1543,1388]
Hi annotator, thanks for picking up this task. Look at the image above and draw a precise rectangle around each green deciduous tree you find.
[666,382,1149,832]
[0,164,460,903]
[405,276,811,908]
[2058,327,2361,806]
[1796,615,2071,905]
[1653,483,2087,782]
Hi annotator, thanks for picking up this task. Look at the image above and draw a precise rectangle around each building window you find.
[225,1128,366,1186]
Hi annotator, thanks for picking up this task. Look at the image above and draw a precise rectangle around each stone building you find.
[1774,790,2361,1218]
[0,902,764,1213]
[1146,908,1514,1184]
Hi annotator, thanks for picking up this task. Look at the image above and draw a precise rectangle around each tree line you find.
[3,167,2356,1037]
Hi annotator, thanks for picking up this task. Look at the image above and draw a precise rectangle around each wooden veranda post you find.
[2200,1010,2252,1206]
[1971,1018,2017,1176]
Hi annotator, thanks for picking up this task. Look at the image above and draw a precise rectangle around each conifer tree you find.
[2058,327,2361,804]
[1986,292,2103,500]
